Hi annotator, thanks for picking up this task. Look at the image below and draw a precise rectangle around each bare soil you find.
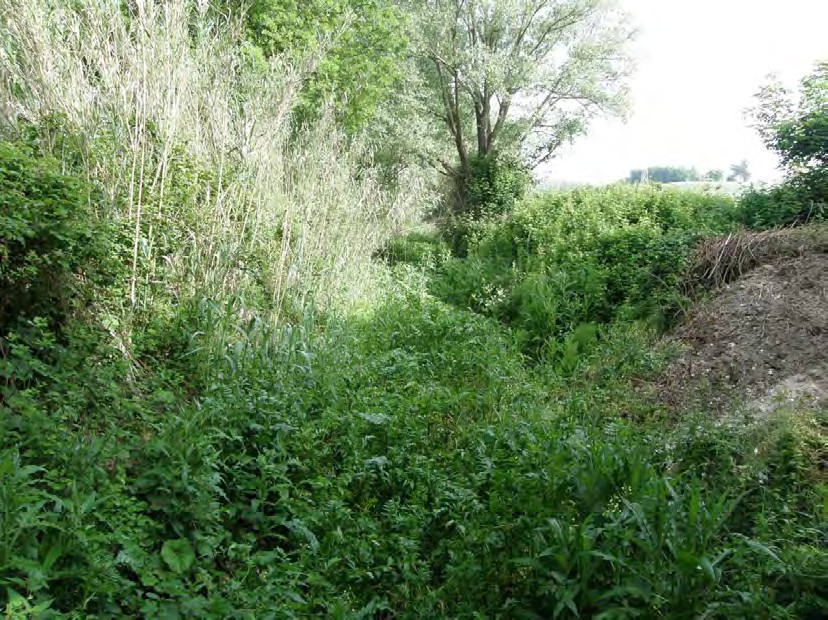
[659,233,828,416]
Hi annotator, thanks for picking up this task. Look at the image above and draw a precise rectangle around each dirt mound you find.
[661,227,828,416]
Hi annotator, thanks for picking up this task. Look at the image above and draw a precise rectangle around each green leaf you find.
[698,556,717,581]
[160,539,196,574]
[30,599,54,614]
[743,538,782,563]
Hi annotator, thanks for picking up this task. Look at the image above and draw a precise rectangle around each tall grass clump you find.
[0,0,423,342]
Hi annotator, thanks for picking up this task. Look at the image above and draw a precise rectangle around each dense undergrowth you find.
[390,185,741,364]
[3,138,827,617]
[3,274,827,616]
[2,1,827,618]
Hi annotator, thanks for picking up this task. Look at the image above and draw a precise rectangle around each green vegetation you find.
[238,0,409,133]
[0,141,120,331]
[3,163,826,614]
[423,184,739,362]
[740,62,827,228]
[411,0,634,212]
[1,1,826,618]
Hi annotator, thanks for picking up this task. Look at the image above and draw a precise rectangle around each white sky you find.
[538,0,828,184]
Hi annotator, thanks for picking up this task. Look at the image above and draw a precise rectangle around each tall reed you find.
[0,0,423,335]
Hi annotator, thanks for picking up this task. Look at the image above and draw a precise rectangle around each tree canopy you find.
[751,62,827,201]
[239,0,408,132]
[408,0,634,181]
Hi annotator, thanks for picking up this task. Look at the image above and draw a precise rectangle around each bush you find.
[425,184,738,360]
[1,268,825,616]
[462,152,532,220]
[444,153,533,256]
[0,141,118,332]
[738,182,826,228]
[741,62,828,228]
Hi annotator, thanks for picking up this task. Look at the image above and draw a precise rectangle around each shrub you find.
[424,184,738,360]
[444,153,533,256]
[462,152,532,219]
[738,182,825,228]
[0,141,118,331]
[1,270,825,616]
[741,62,828,228]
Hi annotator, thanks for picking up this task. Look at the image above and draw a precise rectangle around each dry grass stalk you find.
[686,224,828,291]
[0,0,427,337]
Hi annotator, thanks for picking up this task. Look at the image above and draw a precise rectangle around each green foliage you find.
[1,5,825,618]
[160,539,196,574]
[33,289,828,615]
[754,62,828,185]
[462,152,532,219]
[444,152,533,255]
[741,62,828,227]
[373,230,451,269]
[241,0,408,132]
[427,184,738,361]
[738,182,825,229]
[0,141,119,331]
[1,246,824,617]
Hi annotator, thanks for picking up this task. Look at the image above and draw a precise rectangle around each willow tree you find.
[409,0,634,205]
